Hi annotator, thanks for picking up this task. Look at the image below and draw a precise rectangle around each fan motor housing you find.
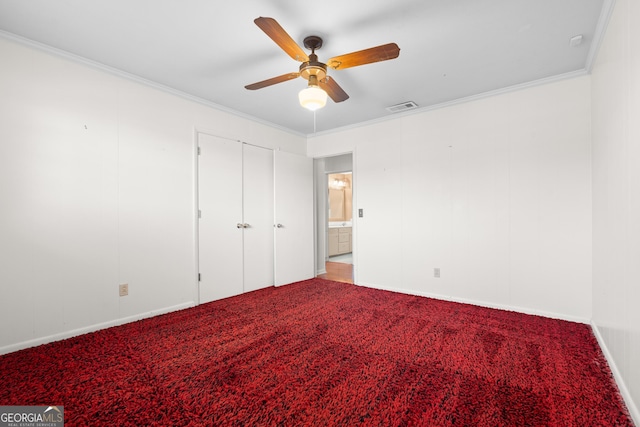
[299,59,327,82]
[300,36,327,82]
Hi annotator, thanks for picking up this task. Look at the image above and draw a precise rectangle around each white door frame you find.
[314,151,357,283]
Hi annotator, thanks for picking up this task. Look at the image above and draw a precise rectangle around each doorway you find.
[314,154,354,284]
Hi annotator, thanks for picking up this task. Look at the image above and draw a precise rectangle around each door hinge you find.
[198,209,202,218]
[198,273,201,282]
[197,146,201,155]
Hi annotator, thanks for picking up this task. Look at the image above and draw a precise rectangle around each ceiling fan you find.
[245,17,400,110]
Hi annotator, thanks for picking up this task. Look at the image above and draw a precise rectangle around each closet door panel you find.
[274,151,314,286]
[243,144,274,292]
[198,134,244,303]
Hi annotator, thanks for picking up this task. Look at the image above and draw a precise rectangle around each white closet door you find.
[274,150,314,286]
[242,144,274,292]
[198,134,243,303]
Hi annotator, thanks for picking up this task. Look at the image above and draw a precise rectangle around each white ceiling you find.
[0,0,608,136]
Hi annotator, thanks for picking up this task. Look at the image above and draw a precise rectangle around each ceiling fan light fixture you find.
[299,85,327,111]
[247,17,399,111]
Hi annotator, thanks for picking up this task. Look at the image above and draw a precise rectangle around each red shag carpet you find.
[0,279,633,426]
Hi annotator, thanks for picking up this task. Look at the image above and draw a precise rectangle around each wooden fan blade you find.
[254,17,309,62]
[245,72,300,90]
[327,43,400,70]
[319,77,349,103]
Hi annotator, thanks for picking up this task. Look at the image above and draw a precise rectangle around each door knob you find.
[276,224,284,228]
[243,223,250,228]
[237,223,243,229]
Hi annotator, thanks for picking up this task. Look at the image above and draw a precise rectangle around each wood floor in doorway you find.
[317,261,353,284]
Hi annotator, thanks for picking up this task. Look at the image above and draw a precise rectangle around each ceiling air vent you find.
[386,101,419,113]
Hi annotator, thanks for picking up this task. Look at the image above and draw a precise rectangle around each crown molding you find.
[0,30,306,139]
[308,69,589,139]
[585,0,616,73]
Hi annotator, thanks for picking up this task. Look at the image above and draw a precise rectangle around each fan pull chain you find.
[313,110,317,133]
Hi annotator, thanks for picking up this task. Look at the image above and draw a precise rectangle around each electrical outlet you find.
[434,268,440,278]
[119,284,129,296]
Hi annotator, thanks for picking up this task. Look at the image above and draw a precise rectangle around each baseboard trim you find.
[0,302,195,355]
[591,322,640,426]
[355,281,591,324]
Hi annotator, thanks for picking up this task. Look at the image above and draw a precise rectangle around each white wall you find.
[591,0,640,422]
[309,76,593,322]
[0,37,305,353]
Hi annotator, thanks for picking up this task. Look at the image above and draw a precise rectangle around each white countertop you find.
[329,222,352,228]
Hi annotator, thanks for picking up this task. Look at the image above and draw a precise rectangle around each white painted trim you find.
[0,302,195,356]
[308,70,589,138]
[351,147,359,285]
[313,159,319,278]
[591,322,640,426]
[355,281,591,324]
[193,128,202,305]
[0,30,305,139]
[586,0,617,72]
[1,28,595,141]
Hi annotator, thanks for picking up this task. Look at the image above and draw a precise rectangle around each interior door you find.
[274,150,314,286]
[198,133,244,303]
[242,144,274,292]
